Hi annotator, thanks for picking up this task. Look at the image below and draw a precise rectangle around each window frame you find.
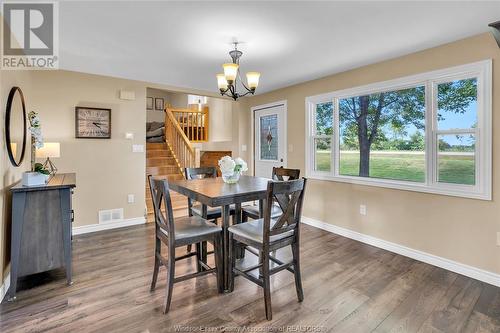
[305,60,492,200]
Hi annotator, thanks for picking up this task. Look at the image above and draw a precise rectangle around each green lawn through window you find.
[315,151,475,185]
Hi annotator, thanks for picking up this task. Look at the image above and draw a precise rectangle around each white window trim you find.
[305,60,492,200]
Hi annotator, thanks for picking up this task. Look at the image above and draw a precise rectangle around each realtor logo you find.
[1,1,59,69]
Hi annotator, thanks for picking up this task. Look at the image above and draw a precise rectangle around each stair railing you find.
[169,107,209,142]
[164,108,197,175]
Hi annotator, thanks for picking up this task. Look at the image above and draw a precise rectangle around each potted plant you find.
[22,111,49,186]
[218,156,248,184]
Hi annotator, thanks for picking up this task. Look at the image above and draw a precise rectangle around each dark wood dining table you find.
[168,175,270,291]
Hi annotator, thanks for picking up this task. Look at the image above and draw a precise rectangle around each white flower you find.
[234,157,248,173]
[218,156,236,175]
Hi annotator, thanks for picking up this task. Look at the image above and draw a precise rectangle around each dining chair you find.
[148,175,223,314]
[184,167,236,259]
[241,167,300,222]
[228,178,307,320]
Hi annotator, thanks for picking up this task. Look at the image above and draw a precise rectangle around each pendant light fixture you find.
[216,42,260,101]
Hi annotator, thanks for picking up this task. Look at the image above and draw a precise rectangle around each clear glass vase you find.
[222,171,241,184]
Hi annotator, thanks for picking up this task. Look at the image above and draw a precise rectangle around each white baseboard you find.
[0,273,10,303]
[72,217,146,236]
[302,216,500,287]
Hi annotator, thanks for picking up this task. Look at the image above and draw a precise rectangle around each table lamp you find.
[36,142,60,175]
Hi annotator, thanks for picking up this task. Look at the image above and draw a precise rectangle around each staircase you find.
[146,142,188,221]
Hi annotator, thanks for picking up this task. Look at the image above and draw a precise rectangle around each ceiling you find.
[59,1,500,95]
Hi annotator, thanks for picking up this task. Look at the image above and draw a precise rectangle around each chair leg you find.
[228,232,236,292]
[195,243,202,272]
[201,241,208,269]
[291,242,304,302]
[163,245,175,314]
[150,237,161,291]
[214,233,224,293]
[262,250,272,320]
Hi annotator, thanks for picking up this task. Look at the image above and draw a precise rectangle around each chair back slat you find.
[185,167,217,180]
[263,178,307,244]
[148,175,175,242]
[272,167,300,181]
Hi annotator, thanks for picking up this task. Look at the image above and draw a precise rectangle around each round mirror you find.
[5,87,27,167]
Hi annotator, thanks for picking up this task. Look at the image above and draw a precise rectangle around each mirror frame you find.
[5,86,27,167]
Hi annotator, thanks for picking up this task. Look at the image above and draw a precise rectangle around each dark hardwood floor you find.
[1,223,499,332]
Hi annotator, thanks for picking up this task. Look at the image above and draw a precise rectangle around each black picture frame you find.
[155,98,164,111]
[146,97,153,110]
[75,106,112,139]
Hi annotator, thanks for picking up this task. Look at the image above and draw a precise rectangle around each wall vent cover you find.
[98,208,124,224]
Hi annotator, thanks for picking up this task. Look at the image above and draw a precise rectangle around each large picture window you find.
[306,61,491,199]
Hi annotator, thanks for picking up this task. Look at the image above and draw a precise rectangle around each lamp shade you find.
[246,72,260,89]
[222,63,238,83]
[36,142,60,158]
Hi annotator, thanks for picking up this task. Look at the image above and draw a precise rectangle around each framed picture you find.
[155,98,164,110]
[146,97,153,110]
[75,107,111,139]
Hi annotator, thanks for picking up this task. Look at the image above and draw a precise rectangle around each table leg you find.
[234,203,245,259]
[259,199,264,218]
[221,204,231,291]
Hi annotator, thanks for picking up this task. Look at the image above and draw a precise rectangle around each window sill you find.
[306,172,491,201]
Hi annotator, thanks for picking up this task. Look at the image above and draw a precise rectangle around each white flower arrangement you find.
[218,156,248,175]
[218,156,248,184]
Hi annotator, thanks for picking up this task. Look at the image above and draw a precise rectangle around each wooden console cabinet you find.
[9,173,76,300]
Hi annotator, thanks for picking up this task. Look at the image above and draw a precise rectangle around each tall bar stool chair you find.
[184,167,236,262]
[148,175,223,314]
[228,178,307,320]
[241,167,300,222]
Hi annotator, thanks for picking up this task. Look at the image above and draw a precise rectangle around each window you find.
[306,61,491,200]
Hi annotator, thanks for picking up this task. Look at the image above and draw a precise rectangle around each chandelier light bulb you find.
[216,74,228,91]
[223,63,239,84]
[246,72,260,90]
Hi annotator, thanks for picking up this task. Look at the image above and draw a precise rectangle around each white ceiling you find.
[59,1,500,94]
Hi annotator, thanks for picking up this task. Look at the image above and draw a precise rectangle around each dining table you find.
[168,175,270,291]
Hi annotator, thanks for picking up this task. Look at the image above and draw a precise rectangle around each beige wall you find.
[240,33,500,275]
[0,70,148,282]
[146,88,169,123]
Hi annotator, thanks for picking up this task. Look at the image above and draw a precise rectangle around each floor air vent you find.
[98,208,124,224]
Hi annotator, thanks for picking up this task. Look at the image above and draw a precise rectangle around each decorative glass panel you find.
[338,85,426,182]
[437,78,477,130]
[260,114,278,160]
[314,137,331,172]
[438,134,475,185]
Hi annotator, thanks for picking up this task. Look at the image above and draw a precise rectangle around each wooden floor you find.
[1,224,499,333]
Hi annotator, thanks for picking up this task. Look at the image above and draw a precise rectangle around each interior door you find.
[254,103,287,178]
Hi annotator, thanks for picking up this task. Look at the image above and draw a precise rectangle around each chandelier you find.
[216,42,260,101]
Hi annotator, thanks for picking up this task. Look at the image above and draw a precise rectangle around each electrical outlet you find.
[359,204,367,216]
[128,194,135,204]
[497,232,500,246]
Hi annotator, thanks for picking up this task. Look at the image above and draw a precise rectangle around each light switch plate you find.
[288,144,294,152]
[241,144,247,152]
[359,204,367,216]
[125,132,134,140]
[132,144,144,153]
[128,194,135,204]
